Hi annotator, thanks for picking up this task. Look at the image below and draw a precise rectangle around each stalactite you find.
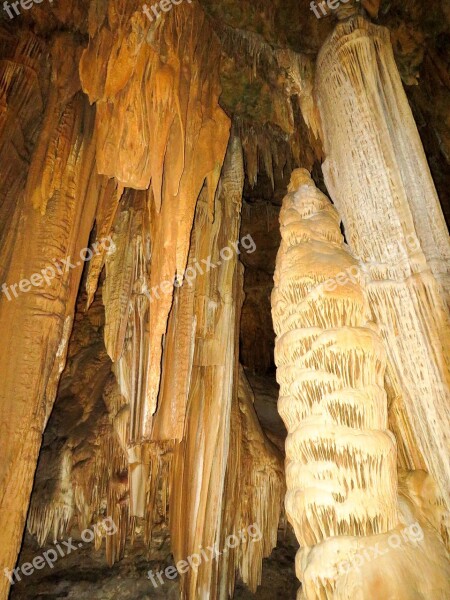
[98,186,185,520]
[3,3,449,599]
[149,276,196,442]
[218,24,278,79]
[102,191,151,439]
[0,29,48,283]
[80,2,231,432]
[25,131,284,600]
[99,188,153,517]
[316,16,450,538]
[0,34,104,596]
[237,118,294,188]
[215,19,324,187]
[85,177,123,308]
[226,38,322,189]
[170,134,245,600]
[168,135,285,599]
[275,48,322,156]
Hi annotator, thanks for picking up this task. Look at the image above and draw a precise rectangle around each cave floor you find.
[10,530,298,599]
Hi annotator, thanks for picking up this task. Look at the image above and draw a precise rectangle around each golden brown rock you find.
[0,35,103,597]
[80,2,230,434]
[171,135,283,599]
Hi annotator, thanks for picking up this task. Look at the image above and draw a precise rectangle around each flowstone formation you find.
[316,16,450,539]
[0,4,284,598]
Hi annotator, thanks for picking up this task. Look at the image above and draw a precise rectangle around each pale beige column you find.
[316,17,450,529]
[272,169,450,599]
[272,169,398,597]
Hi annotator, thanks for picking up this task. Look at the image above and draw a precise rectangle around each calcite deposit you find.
[272,169,449,597]
[0,1,449,599]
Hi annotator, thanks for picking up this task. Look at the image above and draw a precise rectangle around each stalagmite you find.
[315,16,450,537]
[272,169,450,598]
[272,168,397,593]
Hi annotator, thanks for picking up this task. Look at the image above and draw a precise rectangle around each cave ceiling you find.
[3,0,449,214]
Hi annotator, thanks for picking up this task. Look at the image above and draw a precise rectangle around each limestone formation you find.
[0,2,449,599]
[0,35,105,597]
[272,169,396,591]
[272,169,450,598]
[316,16,450,538]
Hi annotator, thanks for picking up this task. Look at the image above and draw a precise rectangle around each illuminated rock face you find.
[0,5,283,597]
[316,17,450,537]
[169,135,284,600]
[272,170,450,599]
[0,121,283,600]
[272,169,398,593]
[0,35,105,598]
[80,1,231,437]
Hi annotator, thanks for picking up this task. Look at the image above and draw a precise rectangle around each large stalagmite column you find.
[315,16,450,530]
[272,169,450,599]
[272,169,399,597]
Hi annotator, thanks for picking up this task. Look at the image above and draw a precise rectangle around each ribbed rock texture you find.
[80,0,231,436]
[0,33,106,598]
[170,135,284,599]
[316,17,450,539]
[0,4,285,598]
[272,169,397,593]
[272,169,450,599]
[10,132,284,600]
